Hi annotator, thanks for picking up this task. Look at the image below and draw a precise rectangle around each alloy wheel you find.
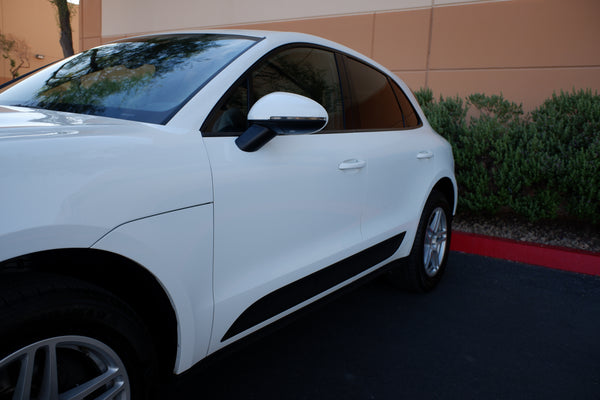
[0,335,130,400]
[423,206,448,277]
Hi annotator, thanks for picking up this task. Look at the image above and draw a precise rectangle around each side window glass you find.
[390,81,421,128]
[343,56,405,130]
[206,47,343,134]
[251,48,343,131]
[210,81,248,133]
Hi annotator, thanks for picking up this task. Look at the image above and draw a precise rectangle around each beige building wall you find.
[9,0,600,112]
[80,0,101,51]
[101,0,491,37]
[0,0,80,83]
[223,0,600,111]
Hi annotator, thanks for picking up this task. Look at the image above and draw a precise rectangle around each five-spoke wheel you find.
[423,206,448,278]
[388,190,452,292]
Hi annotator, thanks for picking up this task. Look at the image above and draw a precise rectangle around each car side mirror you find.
[235,92,328,152]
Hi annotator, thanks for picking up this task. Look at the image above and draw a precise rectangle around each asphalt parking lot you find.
[167,252,600,399]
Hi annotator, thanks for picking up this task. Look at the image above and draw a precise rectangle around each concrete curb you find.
[450,231,600,276]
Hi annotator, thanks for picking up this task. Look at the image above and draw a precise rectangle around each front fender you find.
[0,225,108,262]
[92,204,214,374]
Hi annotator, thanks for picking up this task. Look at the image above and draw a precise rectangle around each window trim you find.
[201,42,423,137]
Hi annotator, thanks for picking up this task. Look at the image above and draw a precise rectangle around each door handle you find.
[338,159,366,170]
[417,151,434,160]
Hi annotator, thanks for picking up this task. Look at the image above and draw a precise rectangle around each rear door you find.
[339,55,437,246]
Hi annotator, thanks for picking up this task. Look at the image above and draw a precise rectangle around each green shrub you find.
[530,90,600,223]
[415,88,466,146]
[414,88,600,225]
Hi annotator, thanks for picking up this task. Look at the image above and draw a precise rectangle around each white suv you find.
[0,31,456,399]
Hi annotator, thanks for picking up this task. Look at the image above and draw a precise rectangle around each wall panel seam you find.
[370,13,376,58]
[424,2,435,88]
[428,66,600,72]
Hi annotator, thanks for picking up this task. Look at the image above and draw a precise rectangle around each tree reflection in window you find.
[0,34,258,124]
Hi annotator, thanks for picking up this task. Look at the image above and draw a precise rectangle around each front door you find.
[204,46,367,350]
[204,133,366,349]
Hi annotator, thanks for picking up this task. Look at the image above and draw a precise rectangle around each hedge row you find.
[414,88,600,225]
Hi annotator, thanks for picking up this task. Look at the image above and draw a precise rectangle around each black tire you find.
[388,191,452,292]
[0,273,158,400]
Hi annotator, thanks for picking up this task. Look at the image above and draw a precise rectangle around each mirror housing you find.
[236,92,328,152]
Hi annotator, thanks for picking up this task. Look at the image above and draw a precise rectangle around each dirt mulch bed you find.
[452,214,600,254]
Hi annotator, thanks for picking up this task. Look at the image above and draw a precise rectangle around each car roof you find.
[117,29,323,42]
[113,29,368,63]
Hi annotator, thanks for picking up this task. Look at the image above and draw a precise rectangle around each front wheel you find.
[0,335,131,400]
[388,191,452,292]
[0,274,158,400]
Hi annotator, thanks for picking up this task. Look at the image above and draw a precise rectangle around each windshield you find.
[0,34,259,124]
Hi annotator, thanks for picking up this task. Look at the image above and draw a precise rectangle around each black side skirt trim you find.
[222,232,405,341]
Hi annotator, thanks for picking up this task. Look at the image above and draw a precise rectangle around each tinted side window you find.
[343,56,410,130]
[210,81,248,133]
[206,47,343,133]
[390,81,421,128]
[251,48,343,131]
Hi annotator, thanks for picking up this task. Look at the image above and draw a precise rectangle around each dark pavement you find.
[169,253,600,399]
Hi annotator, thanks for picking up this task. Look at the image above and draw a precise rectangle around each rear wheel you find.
[0,274,158,400]
[388,191,452,292]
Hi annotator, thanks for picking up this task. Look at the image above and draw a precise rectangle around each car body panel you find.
[0,106,213,261]
[92,204,214,373]
[360,127,453,243]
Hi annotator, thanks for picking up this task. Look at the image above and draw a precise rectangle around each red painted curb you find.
[450,231,600,276]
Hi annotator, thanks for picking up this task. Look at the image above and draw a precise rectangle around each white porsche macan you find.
[0,31,456,399]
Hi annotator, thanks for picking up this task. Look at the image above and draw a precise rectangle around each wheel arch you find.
[431,177,457,216]
[0,248,178,376]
